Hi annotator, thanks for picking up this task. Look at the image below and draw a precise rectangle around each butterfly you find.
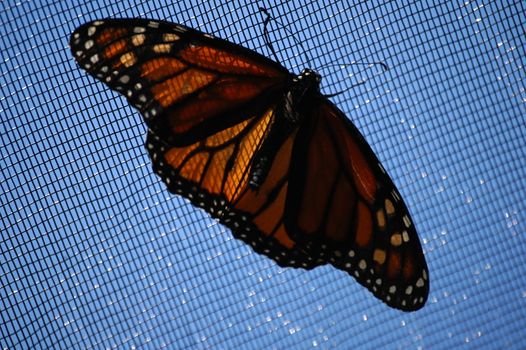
[70,17,429,311]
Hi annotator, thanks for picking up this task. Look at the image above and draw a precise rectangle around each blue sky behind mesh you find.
[1,1,525,349]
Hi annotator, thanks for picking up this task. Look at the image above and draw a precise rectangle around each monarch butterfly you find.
[70,17,429,311]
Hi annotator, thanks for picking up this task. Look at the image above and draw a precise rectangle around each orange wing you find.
[146,109,320,269]
[283,101,429,310]
[70,19,290,146]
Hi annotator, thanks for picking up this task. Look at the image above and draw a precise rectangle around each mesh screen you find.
[1,1,524,349]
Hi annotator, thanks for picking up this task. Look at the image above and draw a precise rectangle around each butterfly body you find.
[70,18,429,311]
[249,68,321,188]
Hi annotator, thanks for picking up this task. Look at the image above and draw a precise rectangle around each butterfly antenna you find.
[259,7,313,67]
[321,61,389,98]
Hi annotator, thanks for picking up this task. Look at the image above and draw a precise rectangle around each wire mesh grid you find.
[1,1,525,349]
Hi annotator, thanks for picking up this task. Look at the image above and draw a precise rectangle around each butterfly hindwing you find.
[285,101,429,310]
[145,120,321,270]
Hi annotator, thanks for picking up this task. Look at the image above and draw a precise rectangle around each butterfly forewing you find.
[70,18,429,311]
[70,19,290,145]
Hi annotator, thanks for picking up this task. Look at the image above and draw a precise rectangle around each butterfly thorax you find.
[248,68,321,189]
[283,68,322,123]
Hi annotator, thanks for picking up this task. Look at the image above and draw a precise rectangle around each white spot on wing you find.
[119,75,130,84]
[402,230,410,242]
[403,215,411,228]
[87,26,96,36]
[174,25,187,32]
[359,260,366,270]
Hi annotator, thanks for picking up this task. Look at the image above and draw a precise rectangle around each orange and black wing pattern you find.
[284,101,429,310]
[70,19,290,145]
[70,18,428,311]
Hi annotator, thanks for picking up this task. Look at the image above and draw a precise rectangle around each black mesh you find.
[1,1,524,348]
